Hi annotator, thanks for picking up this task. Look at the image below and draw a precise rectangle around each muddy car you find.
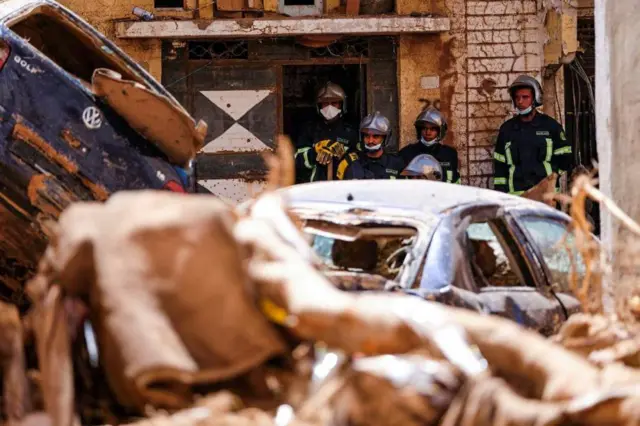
[0,0,206,307]
[284,180,587,336]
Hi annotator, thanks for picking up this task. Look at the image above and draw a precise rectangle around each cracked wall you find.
[397,0,576,187]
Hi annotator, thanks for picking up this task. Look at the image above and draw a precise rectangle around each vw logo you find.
[82,106,102,130]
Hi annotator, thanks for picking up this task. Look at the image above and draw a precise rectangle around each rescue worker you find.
[493,75,573,195]
[336,111,404,180]
[294,82,359,183]
[400,154,443,181]
[399,107,461,184]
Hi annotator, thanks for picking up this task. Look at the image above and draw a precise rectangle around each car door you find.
[513,214,584,317]
[451,206,566,335]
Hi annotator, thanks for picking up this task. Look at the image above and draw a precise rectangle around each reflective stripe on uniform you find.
[446,170,453,183]
[504,142,517,194]
[543,138,553,176]
[494,152,506,163]
[454,178,461,184]
[336,159,349,180]
[511,190,525,196]
[553,146,572,155]
[295,147,313,169]
[310,166,317,182]
[494,177,507,185]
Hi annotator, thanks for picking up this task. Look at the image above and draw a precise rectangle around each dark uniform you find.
[399,143,461,184]
[336,151,405,180]
[294,118,359,183]
[493,112,572,195]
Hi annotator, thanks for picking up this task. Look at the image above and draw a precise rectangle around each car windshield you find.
[302,219,419,282]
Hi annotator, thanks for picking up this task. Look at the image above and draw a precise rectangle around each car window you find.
[518,216,586,292]
[305,222,419,282]
[465,221,523,288]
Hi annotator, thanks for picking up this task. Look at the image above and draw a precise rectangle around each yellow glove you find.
[314,140,345,158]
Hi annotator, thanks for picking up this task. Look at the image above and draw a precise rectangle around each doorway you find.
[283,64,366,146]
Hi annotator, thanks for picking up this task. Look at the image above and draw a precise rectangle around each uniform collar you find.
[516,111,543,128]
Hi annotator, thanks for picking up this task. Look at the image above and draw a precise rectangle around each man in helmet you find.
[336,111,404,180]
[399,107,461,184]
[400,154,443,181]
[294,82,359,183]
[493,75,573,195]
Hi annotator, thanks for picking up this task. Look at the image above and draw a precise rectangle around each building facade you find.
[59,0,589,203]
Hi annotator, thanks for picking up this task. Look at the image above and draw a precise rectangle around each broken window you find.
[155,0,184,7]
[519,217,587,293]
[8,6,142,85]
[303,220,418,282]
[465,221,524,288]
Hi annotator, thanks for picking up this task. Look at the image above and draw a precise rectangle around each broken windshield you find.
[303,220,419,282]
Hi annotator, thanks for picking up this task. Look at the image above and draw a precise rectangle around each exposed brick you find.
[468,89,512,103]
[467,15,539,31]
[468,29,540,45]
[469,146,494,161]
[468,43,518,58]
[467,1,537,15]
[469,176,493,187]
[468,101,511,118]
[513,54,542,71]
[467,73,510,88]
[469,116,506,132]
[469,131,499,146]
[469,58,515,73]
[469,161,494,176]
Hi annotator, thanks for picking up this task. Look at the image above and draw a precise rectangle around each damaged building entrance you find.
[283,64,366,151]
[161,37,398,203]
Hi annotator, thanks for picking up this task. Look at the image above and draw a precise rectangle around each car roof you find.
[283,180,558,216]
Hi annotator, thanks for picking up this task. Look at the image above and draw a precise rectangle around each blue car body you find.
[0,0,195,304]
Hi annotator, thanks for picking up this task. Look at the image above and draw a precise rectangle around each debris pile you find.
[3,141,640,426]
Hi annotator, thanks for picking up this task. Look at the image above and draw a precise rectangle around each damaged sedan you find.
[0,0,207,307]
[285,180,588,336]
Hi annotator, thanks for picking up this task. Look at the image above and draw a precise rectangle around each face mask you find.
[516,105,533,116]
[320,105,341,121]
[420,136,439,146]
[364,143,383,152]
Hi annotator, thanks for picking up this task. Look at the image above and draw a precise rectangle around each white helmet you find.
[316,81,347,114]
[509,75,543,107]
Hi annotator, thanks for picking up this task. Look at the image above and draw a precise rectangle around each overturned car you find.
[0,0,207,304]
[284,180,589,336]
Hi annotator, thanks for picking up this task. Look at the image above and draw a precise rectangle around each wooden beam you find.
[115,16,451,39]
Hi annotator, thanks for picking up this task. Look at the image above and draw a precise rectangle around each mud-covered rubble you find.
[2,142,640,426]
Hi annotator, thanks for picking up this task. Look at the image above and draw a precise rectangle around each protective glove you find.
[316,150,332,166]
[315,140,346,159]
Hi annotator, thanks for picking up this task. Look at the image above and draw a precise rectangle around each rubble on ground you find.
[2,139,640,426]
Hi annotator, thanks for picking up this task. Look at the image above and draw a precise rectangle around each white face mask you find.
[320,105,341,121]
[364,143,383,152]
[516,105,533,116]
[420,136,439,146]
